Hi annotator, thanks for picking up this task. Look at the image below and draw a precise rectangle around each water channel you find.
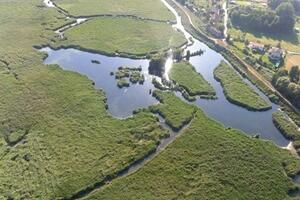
[42,0,289,147]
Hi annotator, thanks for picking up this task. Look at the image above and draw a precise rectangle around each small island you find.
[113,66,145,88]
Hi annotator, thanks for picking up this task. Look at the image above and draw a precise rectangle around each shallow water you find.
[41,0,289,147]
[42,47,158,118]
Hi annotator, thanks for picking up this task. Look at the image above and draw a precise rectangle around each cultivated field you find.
[285,54,300,71]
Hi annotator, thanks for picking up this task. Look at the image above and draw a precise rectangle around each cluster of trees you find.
[268,0,300,12]
[272,66,300,108]
[230,2,295,33]
[177,0,187,5]
[148,53,167,77]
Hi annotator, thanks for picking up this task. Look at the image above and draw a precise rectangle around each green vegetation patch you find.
[169,61,215,97]
[0,65,169,200]
[214,61,271,111]
[113,66,145,88]
[273,111,300,141]
[85,92,300,200]
[0,1,170,199]
[150,90,197,131]
[53,0,175,21]
[57,17,187,56]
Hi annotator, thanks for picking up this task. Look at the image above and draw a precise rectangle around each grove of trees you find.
[272,66,300,108]
[230,2,295,33]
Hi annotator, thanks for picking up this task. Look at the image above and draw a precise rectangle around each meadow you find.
[0,1,171,199]
[53,0,175,21]
[1,0,300,199]
[57,17,187,56]
[85,91,300,200]
[150,90,197,131]
[273,111,300,141]
[214,61,271,111]
[170,61,215,97]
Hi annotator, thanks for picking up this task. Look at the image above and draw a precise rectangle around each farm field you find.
[285,54,300,71]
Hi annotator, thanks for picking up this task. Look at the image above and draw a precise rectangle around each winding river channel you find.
[42,0,289,147]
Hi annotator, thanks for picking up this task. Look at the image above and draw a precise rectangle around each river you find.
[41,0,288,147]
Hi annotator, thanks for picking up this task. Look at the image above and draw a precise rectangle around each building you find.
[248,42,265,54]
[207,26,223,38]
[268,47,283,62]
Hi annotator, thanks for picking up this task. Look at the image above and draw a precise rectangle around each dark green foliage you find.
[148,53,167,77]
[117,79,130,88]
[272,69,300,108]
[230,3,295,33]
[289,65,300,83]
[114,67,144,87]
[273,111,300,140]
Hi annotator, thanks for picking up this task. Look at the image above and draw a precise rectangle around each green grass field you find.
[53,0,175,21]
[170,61,215,97]
[57,17,186,56]
[214,61,271,111]
[150,90,197,130]
[273,111,300,140]
[228,25,300,53]
[85,92,300,200]
[0,1,170,199]
[1,0,300,199]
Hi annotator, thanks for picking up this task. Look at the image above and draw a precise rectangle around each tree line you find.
[230,2,295,33]
[272,66,300,108]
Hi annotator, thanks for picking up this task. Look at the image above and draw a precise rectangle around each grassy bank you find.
[57,17,187,56]
[273,111,300,152]
[85,91,300,200]
[169,61,215,98]
[150,90,197,131]
[214,61,271,111]
[53,0,175,21]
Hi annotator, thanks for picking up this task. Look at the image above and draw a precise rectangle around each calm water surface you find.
[41,0,289,147]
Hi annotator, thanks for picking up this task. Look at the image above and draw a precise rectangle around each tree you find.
[276,2,295,32]
[173,48,183,61]
[275,76,290,91]
[186,50,191,61]
[148,53,166,77]
[272,68,288,84]
[289,65,300,82]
